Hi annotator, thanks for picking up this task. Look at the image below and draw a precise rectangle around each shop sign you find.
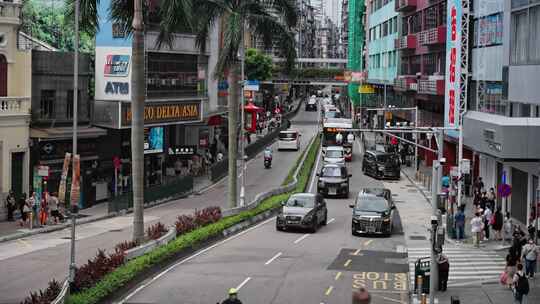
[70,154,81,207]
[58,153,71,204]
[37,165,50,177]
[144,127,164,154]
[359,84,375,94]
[121,101,202,127]
[483,129,502,152]
[95,47,132,101]
[444,2,462,132]
[244,80,260,91]
[39,140,97,161]
[33,167,42,209]
[168,145,196,156]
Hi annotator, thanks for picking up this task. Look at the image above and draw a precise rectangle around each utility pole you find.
[239,26,246,207]
[429,129,444,304]
[68,0,79,290]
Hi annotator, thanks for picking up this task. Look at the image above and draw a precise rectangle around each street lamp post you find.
[239,26,246,207]
[68,0,79,290]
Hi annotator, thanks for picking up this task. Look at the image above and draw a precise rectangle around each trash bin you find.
[414,257,430,294]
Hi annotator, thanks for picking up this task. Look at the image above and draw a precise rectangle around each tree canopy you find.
[245,48,273,81]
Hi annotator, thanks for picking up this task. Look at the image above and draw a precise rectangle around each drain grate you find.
[60,236,71,239]
[409,235,427,240]
[109,229,123,232]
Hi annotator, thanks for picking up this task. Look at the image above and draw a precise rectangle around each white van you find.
[323,146,345,165]
[278,130,301,151]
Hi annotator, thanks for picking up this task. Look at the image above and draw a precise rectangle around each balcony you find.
[418,77,445,95]
[0,0,22,25]
[417,26,446,46]
[395,0,417,12]
[0,96,30,116]
[394,76,417,92]
[395,35,417,50]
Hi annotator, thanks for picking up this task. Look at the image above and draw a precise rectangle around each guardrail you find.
[51,278,69,304]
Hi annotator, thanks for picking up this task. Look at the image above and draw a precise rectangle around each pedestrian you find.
[4,190,16,221]
[521,239,538,278]
[480,191,488,211]
[48,192,61,224]
[39,194,48,226]
[506,250,519,289]
[493,207,504,241]
[352,287,371,304]
[221,288,242,304]
[514,226,528,251]
[473,189,481,209]
[27,191,38,227]
[512,263,529,303]
[471,212,484,247]
[504,213,514,244]
[216,152,224,162]
[454,206,466,240]
[474,177,485,193]
[437,254,450,291]
[483,205,493,240]
[18,193,31,228]
[487,187,496,210]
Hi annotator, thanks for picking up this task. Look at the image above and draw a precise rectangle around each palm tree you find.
[177,0,298,209]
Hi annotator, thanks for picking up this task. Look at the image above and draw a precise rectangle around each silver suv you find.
[276,193,328,233]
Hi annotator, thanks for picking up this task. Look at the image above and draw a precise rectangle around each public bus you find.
[322,118,354,161]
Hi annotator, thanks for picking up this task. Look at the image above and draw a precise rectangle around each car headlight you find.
[383,217,391,222]
[340,182,348,187]
[378,165,385,171]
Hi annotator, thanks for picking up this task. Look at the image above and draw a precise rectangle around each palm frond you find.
[64,0,100,35]
[193,0,227,52]
[155,0,194,49]
[214,12,242,78]
[109,0,135,37]
[263,0,298,28]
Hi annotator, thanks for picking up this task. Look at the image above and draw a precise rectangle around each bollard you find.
[29,211,33,230]
[421,293,427,304]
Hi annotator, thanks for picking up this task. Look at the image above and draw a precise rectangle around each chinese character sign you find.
[444,1,462,130]
[58,153,72,205]
[70,154,81,207]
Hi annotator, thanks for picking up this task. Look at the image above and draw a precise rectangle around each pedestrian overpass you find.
[267,57,349,86]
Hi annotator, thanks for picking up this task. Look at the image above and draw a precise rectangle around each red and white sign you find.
[37,165,49,177]
[444,3,462,130]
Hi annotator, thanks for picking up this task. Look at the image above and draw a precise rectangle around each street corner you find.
[352,271,410,304]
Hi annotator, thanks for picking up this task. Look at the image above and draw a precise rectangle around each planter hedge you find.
[65,133,321,304]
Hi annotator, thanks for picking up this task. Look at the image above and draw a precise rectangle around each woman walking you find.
[492,207,504,241]
[18,193,31,228]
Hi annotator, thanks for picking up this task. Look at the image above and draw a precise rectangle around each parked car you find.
[349,192,396,236]
[278,129,301,151]
[317,164,351,198]
[276,193,328,232]
[323,146,345,165]
[362,150,401,179]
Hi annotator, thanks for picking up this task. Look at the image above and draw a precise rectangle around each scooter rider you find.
[221,288,243,304]
[264,146,273,160]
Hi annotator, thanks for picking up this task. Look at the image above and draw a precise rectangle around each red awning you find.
[207,115,223,126]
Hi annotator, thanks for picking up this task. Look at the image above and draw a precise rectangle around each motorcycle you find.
[264,155,272,169]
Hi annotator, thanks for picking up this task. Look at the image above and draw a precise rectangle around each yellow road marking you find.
[17,239,30,247]
[334,272,342,280]
[325,286,334,296]
[344,259,352,267]
[363,240,373,246]
[352,248,361,255]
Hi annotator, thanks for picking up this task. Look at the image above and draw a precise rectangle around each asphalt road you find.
[0,106,319,303]
[120,133,410,304]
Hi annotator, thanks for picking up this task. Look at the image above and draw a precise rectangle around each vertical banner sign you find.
[70,154,81,207]
[444,1,462,129]
[58,152,72,205]
[33,167,42,212]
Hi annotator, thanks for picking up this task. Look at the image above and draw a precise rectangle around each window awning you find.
[31,126,108,141]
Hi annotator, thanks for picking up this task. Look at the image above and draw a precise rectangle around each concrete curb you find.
[401,168,432,207]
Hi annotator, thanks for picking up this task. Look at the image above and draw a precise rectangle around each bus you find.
[322,118,354,161]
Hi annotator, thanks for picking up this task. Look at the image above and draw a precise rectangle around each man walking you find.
[521,239,539,278]
[5,190,16,221]
[513,263,529,304]
[454,206,466,240]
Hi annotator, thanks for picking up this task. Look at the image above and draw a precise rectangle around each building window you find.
[393,16,398,33]
[511,4,540,64]
[40,90,55,119]
[383,21,388,36]
[474,13,503,47]
[477,82,505,115]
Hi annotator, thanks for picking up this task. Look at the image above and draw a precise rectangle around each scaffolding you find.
[347,0,365,107]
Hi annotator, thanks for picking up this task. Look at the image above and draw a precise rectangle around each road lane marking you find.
[327,218,335,224]
[372,294,407,304]
[363,240,373,246]
[236,277,251,290]
[17,239,30,247]
[118,216,276,303]
[351,249,361,256]
[335,272,342,280]
[325,286,334,296]
[265,252,282,265]
[344,259,352,267]
[308,146,323,193]
[294,233,310,244]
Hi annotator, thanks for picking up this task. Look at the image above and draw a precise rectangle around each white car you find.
[323,146,345,165]
[278,130,301,150]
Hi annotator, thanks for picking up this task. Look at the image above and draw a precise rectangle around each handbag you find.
[489,215,495,225]
[500,271,508,285]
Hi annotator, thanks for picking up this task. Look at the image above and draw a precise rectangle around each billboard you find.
[95,47,132,101]
[144,127,164,154]
[444,1,462,136]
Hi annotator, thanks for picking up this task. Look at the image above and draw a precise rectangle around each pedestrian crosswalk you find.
[407,246,506,287]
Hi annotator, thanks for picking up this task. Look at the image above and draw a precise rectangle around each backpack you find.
[515,273,529,295]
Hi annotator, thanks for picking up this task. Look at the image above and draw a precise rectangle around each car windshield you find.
[322,166,344,177]
[377,154,399,164]
[326,150,343,158]
[324,111,340,119]
[354,197,389,213]
[279,132,297,140]
[285,196,315,208]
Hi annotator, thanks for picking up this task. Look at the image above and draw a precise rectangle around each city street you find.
[118,136,411,304]
[0,107,318,303]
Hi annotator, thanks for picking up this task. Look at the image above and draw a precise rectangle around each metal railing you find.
[108,175,194,213]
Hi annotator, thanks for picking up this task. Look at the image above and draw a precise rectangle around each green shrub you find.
[65,133,320,304]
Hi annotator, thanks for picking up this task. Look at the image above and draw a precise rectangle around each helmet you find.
[228,288,238,295]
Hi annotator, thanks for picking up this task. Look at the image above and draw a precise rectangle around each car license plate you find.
[329,188,337,195]
[287,220,298,224]
[367,226,375,233]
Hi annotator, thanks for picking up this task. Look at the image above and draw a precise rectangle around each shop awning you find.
[31,126,108,141]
